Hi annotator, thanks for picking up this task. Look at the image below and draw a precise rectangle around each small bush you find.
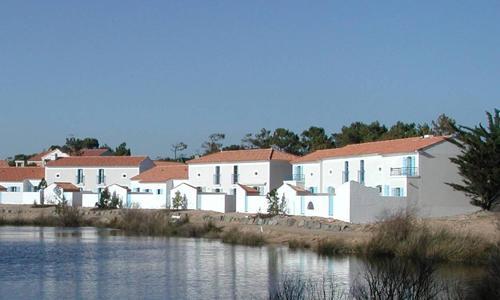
[222,227,266,247]
[288,239,311,250]
[316,239,355,256]
[55,204,84,227]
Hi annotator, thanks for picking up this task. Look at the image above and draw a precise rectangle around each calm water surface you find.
[0,226,360,299]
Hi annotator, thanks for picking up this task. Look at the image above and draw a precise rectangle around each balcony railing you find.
[213,174,221,185]
[231,173,239,184]
[292,173,305,181]
[390,167,419,177]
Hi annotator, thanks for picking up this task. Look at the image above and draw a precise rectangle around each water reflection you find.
[0,226,359,299]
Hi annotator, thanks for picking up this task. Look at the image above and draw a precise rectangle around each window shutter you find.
[384,185,389,196]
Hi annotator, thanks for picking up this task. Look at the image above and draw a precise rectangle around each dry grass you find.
[364,210,496,264]
[221,227,266,247]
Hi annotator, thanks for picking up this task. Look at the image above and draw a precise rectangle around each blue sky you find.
[0,1,498,159]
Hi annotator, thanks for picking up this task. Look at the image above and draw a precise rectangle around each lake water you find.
[0,226,360,299]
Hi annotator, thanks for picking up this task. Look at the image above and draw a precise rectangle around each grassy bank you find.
[288,210,499,265]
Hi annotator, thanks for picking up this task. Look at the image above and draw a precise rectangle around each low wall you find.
[0,192,41,205]
[239,195,268,214]
[82,193,98,208]
[129,193,166,209]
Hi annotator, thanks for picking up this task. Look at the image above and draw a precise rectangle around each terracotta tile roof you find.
[0,167,45,182]
[187,148,298,164]
[80,148,111,156]
[293,136,448,163]
[237,184,260,195]
[53,182,80,192]
[287,184,313,195]
[28,150,52,162]
[0,160,9,167]
[153,160,185,166]
[131,164,188,183]
[0,185,6,191]
[107,184,131,191]
[46,156,149,167]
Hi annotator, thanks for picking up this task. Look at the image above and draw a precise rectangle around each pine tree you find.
[448,109,500,210]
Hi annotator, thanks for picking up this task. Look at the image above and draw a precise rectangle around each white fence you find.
[0,192,41,205]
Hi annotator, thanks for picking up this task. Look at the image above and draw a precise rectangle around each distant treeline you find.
[5,114,457,164]
[6,138,131,166]
[163,113,457,161]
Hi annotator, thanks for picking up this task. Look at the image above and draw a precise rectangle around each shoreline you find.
[1,204,498,264]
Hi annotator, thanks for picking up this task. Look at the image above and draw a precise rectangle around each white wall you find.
[235,186,268,214]
[45,166,142,193]
[0,192,41,205]
[82,193,98,208]
[410,142,478,217]
[128,193,165,209]
[188,161,271,194]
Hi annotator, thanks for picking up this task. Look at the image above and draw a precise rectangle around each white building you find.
[26,149,69,167]
[129,162,188,209]
[0,167,44,192]
[264,135,478,223]
[45,156,155,193]
[0,167,44,205]
[186,148,298,196]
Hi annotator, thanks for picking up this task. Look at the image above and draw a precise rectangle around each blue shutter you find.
[401,187,405,197]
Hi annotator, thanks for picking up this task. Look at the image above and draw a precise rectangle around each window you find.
[214,188,221,193]
[76,169,84,184]
[232,165,239,184]
[309,187,316,193]
[307,201,314,210]
[98,169,105,184]
[97,188,103,195]
[254,171,258,176]
[376,185,382,194]
[145,189,151,193]
[359,160,365,184]
[214,166,221,184]
[122,173,127,178]
[343,161,349,183]
[55,173,60,178]
[9,187,19,192]
[157,189,163,195]
[135,188,140,192]
[392,187,402,197]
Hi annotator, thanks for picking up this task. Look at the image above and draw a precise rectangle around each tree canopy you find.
[448,109,500,210]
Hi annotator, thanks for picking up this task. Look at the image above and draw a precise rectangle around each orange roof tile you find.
[0,160,9,167]
[153,160,185,166]
[293,136,448,163]
[28,150,52,162]
[53,182,80,192]
[0,167,45,182]
[287,184,313,195]
[237,184,260,195]
[131,164,188,183]
[187,148,298,164]
[80,148,111,156]
[46,156,149,167]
